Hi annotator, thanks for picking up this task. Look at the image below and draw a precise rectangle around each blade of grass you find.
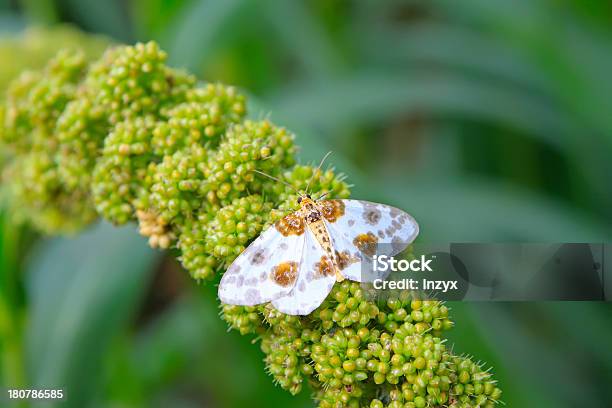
[0,13,24,34]
[447,302,555,407]
[469,303,608,407]
[18,0,58,25]
[262,0,343,79]
[359,22,552,93]
[117,286,312,408]
[59,0,133,42]
[25,222,159,407]
[271,73,577,150]
[0,215,26,393]
[164,0,250,71]
[431,0,612,141]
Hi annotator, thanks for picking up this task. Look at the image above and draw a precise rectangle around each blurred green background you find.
[1,0,612,407]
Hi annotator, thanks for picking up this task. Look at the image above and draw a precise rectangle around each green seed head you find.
[0,38,501,408]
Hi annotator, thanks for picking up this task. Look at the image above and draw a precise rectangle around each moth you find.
[218,159,419,315]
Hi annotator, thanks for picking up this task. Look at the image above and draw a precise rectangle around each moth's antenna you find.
[251,169,300,194]
[306,151,332,194]
[316,191,330,201]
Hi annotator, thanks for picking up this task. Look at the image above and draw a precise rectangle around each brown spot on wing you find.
[391,235,407,253]
[275,213,305,236]
[227,264,241,275]
[315,256,335,277]
[363,207,382,226]
[360,201,383,226]
[249,247,269,265]
[353,232,378,257]
[272,261,299,287]
[335,250,359,270]
[389,207,403,219]
[245,289,261,304]
[320,200,345,223]
[385,217,403,237]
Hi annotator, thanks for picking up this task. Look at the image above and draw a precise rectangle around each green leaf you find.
[131,0,194,40]
[0,214,27,390]
[430,0,612,140]
[0,13,25,34]
[24,222,159,407]
[163,0,250,71]
[359,22,551,92]
[271,73,577,150]
[467,303,611,407]
[113,286,312,408]
[446,303,553,408]
[19,0,59,25]
[262,0,343,79]
[58,0,133,42]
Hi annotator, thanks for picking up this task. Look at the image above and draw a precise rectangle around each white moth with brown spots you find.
[218,195,419,315]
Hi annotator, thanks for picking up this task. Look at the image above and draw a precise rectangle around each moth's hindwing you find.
[218,216,306,305]
[324,199,419,282]
[272,228,336,315]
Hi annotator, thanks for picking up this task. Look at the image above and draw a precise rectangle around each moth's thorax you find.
[299,197,323,224]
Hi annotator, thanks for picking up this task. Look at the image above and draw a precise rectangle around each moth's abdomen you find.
[308,219,343,281]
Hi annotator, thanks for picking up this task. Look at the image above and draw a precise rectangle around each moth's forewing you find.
[323,199,419,282]
[218,212,306,305]
[272,228,336,315]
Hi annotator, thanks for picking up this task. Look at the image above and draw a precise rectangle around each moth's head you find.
[297,194,313,207]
